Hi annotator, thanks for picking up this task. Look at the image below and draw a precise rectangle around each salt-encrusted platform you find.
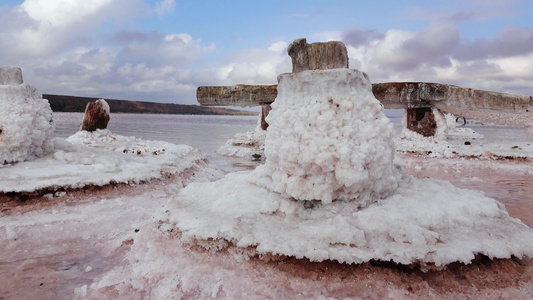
[0,129,222,193]
[168,68,533,266]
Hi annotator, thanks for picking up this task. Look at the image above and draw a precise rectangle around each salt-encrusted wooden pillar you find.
[372,82,443,137]
[80,99,110,131]
[0,67,23,143]
[197,38,350,131]
[0,67,55,163]
[0,67,22,143]
[253,38,350,129]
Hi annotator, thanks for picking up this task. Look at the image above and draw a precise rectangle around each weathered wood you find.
[406,108,437,137]
[196,84,277,107]
[373,82,533,131]
[260,105,272,130]
[197,82,533,131]
[371,82,448,109]
[80,99,110,131]
[287,38,349,73]
[436,85,532,131]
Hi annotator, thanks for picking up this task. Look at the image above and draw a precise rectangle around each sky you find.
[1,0,532,105]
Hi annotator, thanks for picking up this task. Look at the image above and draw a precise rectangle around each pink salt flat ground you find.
[1,154,532,299]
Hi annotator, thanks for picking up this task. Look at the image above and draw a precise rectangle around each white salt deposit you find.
[165,68,533,267]
[170,171,533,266]
[396,111,533,159]
[216,125,266,159]
[0,129,222,193]
[254,69,404,206]
[0,83,55,164]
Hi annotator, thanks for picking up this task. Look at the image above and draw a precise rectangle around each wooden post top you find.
[287,38,348,73]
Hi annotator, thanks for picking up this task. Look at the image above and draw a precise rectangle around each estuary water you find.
[53,112,261,171]
[52,111,403,171]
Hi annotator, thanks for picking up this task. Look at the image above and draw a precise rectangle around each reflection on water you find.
[454,178,533,228]
[402,157,533,228]
[53,112,533,227]
[482,179,533,227]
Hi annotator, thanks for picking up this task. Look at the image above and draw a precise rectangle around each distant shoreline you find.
[44,94,257,116]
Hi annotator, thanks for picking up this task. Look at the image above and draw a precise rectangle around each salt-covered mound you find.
[216,126,266,159]
[0,83,54,164]
[166,68,533,266]
[171,171,533,266]
[396,109,533,159]
[254,69,403,206]
[0,129,222,193]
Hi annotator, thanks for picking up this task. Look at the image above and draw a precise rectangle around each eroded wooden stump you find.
[288,38,349,73]
[406,108,437,137]
[80,99,110,131]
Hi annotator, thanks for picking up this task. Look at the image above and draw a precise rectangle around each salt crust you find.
[216,125,266,158]
[254,69,403,206]
[0,129,219,193]
[0,84,55,163]
[168,69,533,266]
[220,109,532,161]
[396,110,533,158]
[171,171,533,266]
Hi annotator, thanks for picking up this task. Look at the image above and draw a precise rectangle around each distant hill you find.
[43,94,257,116]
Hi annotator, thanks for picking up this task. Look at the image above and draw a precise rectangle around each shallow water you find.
[53,112,259,171]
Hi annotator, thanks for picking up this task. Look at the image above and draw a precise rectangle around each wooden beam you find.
[196,84,277,107]
[197,82,533,131]
[372,82,532,130]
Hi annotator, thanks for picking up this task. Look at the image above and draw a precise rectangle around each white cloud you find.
[21,0,114,27]
[268,41,288,53]
[155,0,176,15]
[337,23,533,97]
[1,1,531,108]
[0,0,216,105]
[1,0,146,59]
[455,25,533,60]
[311,31,342,42]
[371,29,416,70]
[489,53,533,79]
[208,48,291,86]
[25,30,217,104]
